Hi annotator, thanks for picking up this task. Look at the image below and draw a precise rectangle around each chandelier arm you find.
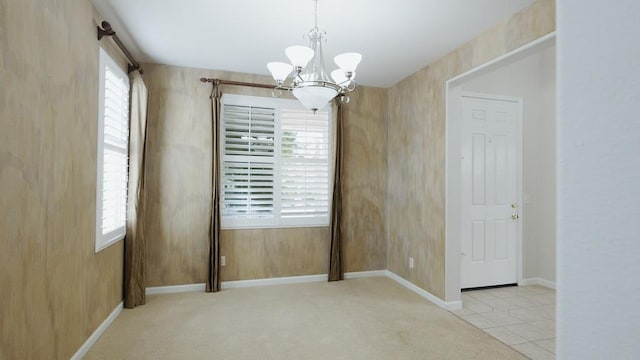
[334,79,351,87]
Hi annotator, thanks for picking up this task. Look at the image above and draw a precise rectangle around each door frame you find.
[459,91,523,289]
[444,32,556,302]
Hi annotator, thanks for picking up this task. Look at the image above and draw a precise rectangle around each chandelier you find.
[267,0,362,112]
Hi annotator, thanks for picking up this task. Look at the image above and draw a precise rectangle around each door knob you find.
[511,213,519,220]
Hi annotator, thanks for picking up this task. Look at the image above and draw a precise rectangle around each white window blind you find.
[96,48,130,251]
[220,94,331,229]
[222,104,276,221]
[280,108,330,220]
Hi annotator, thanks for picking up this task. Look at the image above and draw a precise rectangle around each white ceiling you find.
[91,0,535,88]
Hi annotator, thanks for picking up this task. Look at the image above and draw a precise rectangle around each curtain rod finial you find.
[97,21,115,40]
[101,21,112,32]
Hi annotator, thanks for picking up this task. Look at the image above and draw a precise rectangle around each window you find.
[95,48,130,251]
[220,94,331,229]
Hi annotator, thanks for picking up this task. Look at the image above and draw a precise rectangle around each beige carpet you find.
[85,277,525,359]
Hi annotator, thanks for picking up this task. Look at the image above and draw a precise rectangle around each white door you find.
[460,94,521,289]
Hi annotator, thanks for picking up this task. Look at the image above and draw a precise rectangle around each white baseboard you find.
[221,274,328,289]
[146,283,206,295]
[143,271,388,294]
[144,271,463,312]
[344,270,387,279]
[385,271,463,310]
[143,270,462,312]
[71,301,123,360]
[520,278,556,289]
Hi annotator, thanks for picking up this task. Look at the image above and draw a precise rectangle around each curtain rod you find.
[200,78,275,90]
[97,21,143,74]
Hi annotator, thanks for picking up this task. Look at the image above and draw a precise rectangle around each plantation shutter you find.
[101,67,130,234]
[280,108,330,220]
[96,47,130,250]
[219,94,331,229]
[221,104,276,219]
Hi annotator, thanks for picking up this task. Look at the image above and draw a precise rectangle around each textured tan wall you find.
[143,63,387,285]
[342,86,388,272]
[143,63,213,286]
[221,228,329,280]
[0,1,126,358]
[387,0,555,298]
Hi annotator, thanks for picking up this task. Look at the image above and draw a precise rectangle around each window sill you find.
[221,222,330,231]
[95,233,125,253]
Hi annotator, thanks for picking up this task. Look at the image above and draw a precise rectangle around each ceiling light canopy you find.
[267,0,361,112]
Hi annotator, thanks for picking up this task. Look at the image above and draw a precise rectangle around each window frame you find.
[220,94,332,230]
[95,47,130,252]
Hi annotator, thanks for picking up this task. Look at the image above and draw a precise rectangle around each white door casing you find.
[460,94,521,289]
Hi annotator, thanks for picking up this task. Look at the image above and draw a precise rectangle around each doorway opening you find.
[445,33,557,302]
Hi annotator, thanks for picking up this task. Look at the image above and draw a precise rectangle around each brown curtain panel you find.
[329,101,343,281]
[206,83,222,292]
[124,70,149,308]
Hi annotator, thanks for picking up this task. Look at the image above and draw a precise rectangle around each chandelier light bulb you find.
[285,46,315,70]
[334,52,362,73]
[267,62,293,82]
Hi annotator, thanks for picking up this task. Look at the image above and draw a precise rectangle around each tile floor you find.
[451,285,556,360]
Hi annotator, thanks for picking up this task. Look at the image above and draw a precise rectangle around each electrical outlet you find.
[409,257,414,269]
[220,256,226,267]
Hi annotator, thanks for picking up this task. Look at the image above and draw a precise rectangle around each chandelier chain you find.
[314,0,318,29]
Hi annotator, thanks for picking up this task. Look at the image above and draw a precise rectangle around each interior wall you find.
[0,0,127,358]
[461,44,557,283]
[557,0,640,357]
[538,45,556,283]
[387,0,555,299]
[342,85,388,272]
[142,63,387,286]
